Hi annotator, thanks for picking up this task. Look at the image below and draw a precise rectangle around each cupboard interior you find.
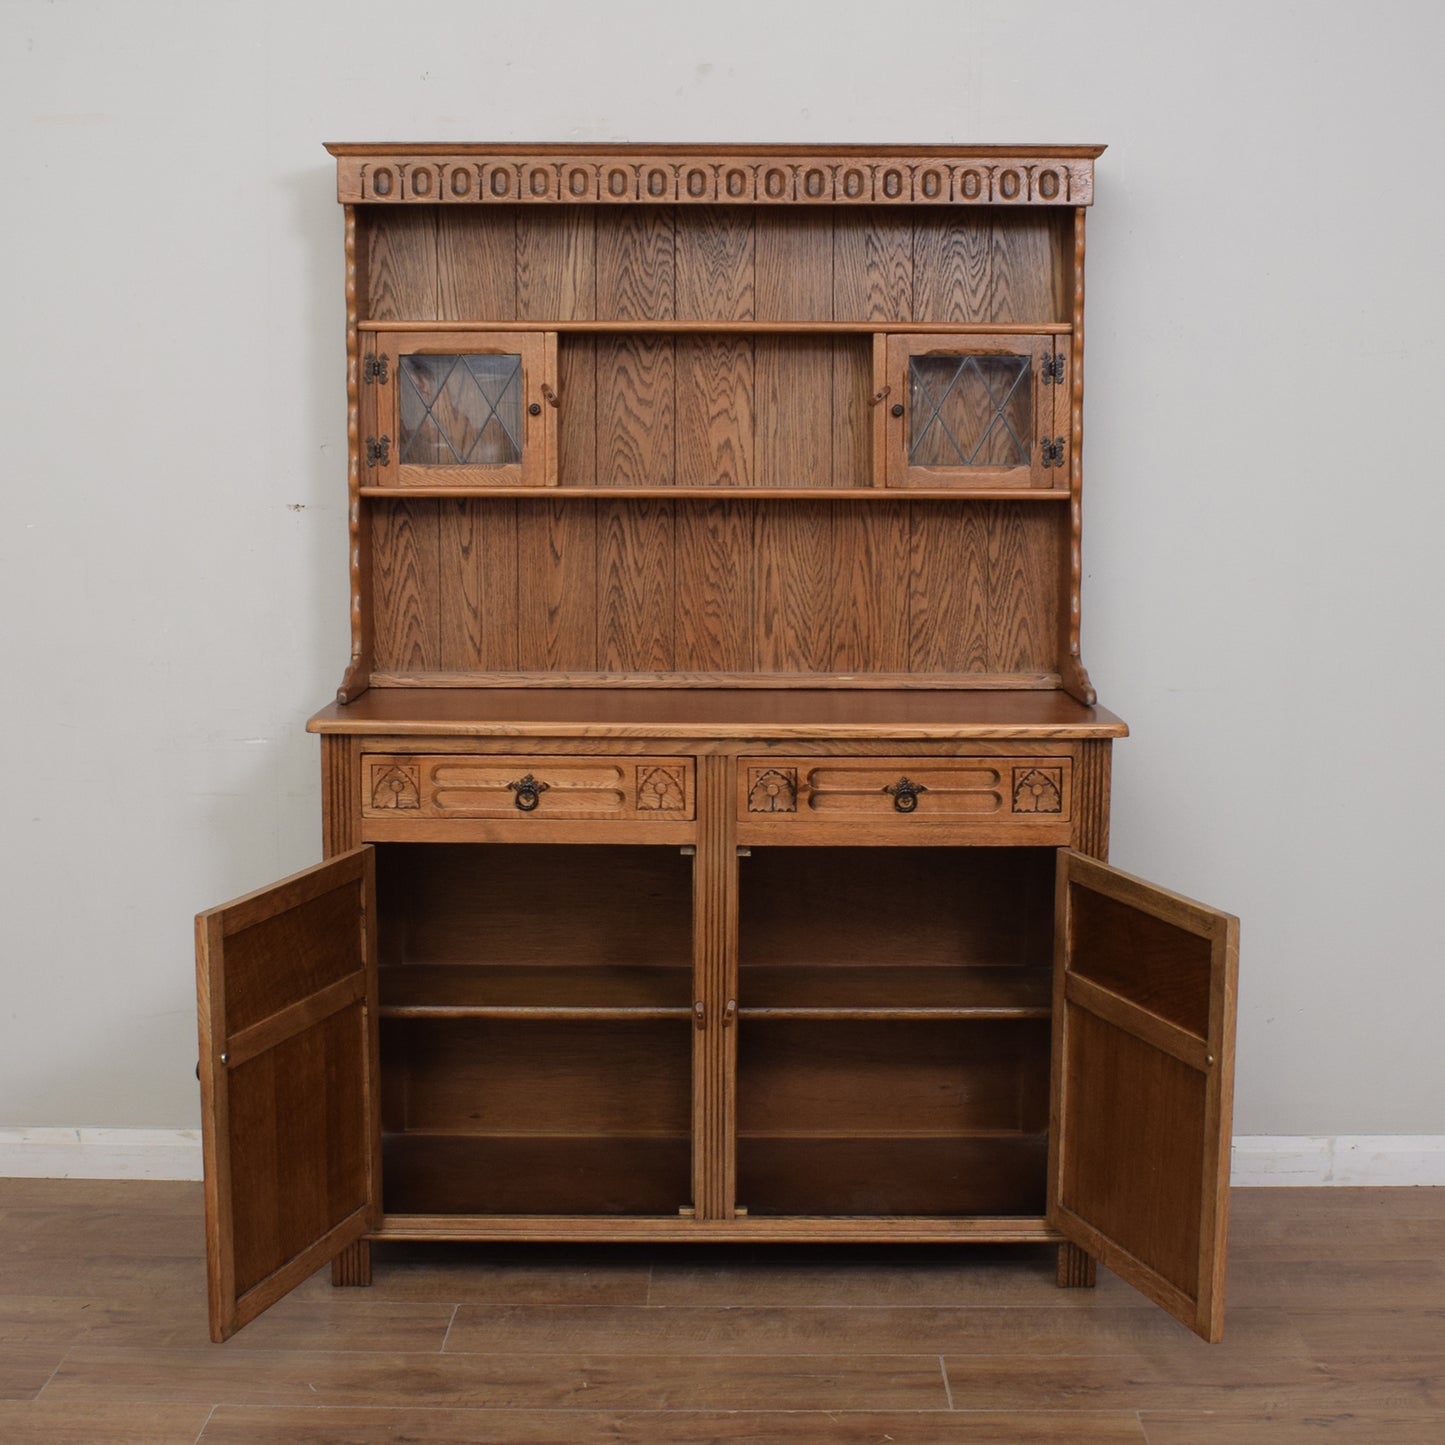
[736,847,1054,1217]
[375,843,694,1217]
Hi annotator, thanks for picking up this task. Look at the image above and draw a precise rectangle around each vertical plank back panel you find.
[755,337,832,488]
[755,211,834,320]
[833,209,912,322]
[675,336,754,488]
[596,208,677,320]
[832,504,910,673]
[990,213,1066,323]
[675,209,756,493]
[516,499,598,670]
[675,500,754,672]
[438,500,519,672]
[517,209,597,320]
[912,213,992,323]
[832,336,873,488]
[371,501,439,671]
[596,336,676,486]
[675,208,755,320]
[597,500,675,671]
[755,501,834,672]
[986,503,1062,674]
[365,211,438,320]
[908,503,990,674]
[437,209,517,320]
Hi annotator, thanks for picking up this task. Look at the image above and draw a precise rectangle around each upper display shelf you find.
[326,143,1104,209]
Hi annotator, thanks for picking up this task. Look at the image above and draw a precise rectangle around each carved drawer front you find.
[363,755,695,820]
[738,757,1071,826]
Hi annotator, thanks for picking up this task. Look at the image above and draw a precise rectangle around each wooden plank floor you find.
[1,1181,1443,1442]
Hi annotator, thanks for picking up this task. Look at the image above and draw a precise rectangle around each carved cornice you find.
[331,149,1096,207]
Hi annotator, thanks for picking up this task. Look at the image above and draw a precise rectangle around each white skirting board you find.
[1,1129,1444,1185]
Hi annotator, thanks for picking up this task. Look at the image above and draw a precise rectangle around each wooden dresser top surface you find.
[308,689,1126,740]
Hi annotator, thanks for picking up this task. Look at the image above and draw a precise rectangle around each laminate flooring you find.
[1,1180,1442,1441]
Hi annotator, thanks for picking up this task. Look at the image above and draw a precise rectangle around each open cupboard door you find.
[195,848,379,1342]
[1049,851,1238,1342]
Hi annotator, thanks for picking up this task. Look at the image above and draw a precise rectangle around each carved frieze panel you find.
[336,154,1094,207]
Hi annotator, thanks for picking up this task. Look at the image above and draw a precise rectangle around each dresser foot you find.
[332,1240,372,1287]
[1057,1241,1097,1288]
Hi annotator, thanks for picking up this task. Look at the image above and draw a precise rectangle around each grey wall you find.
[3,0,1441,1135]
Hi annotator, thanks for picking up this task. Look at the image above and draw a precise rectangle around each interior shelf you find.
[382,1132,692,1216]
[737,1134,1048,1217]
[378,963,693,1018]
[739,965,1051,1019]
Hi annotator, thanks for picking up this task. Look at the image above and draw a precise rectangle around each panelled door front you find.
[1049,850,1238,1342]
[195,847,380,1341]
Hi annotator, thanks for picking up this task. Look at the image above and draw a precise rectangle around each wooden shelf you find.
[360,485,1072,501]
[381,1132,692,1216]
[737,1133,1048,1218]
[359,319,1074,335]
[738,966,1051,1019]
[378,963,692,1019]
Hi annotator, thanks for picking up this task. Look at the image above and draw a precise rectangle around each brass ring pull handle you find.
[507,774,550,812]
[884,776,928,813]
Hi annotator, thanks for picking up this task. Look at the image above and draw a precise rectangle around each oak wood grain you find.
[365,209,438,320]
[437,208,517,320]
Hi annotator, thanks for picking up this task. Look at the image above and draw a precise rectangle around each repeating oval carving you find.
[342,152,1091,206]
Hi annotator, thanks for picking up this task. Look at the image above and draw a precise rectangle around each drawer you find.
[363,754,695,821]
[738,756,1072,830]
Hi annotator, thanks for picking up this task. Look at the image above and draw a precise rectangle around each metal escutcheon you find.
[507,774,550,812]
[884,776,928,813]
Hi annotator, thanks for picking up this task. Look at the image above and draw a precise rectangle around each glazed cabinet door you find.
[883,333,1070,489]
[1049,851,1238,1342]
[361,330,555,487]
[195,848,380,1341]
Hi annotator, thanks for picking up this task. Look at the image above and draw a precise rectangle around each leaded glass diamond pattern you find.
[399,353,523,466]
[909,354,1032,469]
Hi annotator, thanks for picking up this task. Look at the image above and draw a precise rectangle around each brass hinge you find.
[1041,436,1066,467]
[364,354,389,384]
[1041,352,1066,384]
[365,434,391,467]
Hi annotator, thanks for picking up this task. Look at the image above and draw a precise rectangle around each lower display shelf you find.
[382,1132,692,1217]
[739,965,1051,1018]
[378,963,693,1017]
[736,1133,1049,1218]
